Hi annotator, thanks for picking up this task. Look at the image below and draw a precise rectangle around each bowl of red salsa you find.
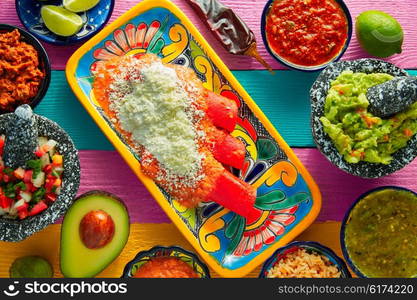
[121,246,211,278]
[261,0,352,71]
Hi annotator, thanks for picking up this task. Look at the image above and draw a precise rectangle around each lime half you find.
[41,5,83,37]
[356,10,404,58]
[63,0,101,13]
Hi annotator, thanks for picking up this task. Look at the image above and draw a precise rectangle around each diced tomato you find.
[404,128,413,137]
[18,209,29,220]
[29,201,48,216]
[3,175,9,183]
[25,182,36,193]
[43,164,52,174]
[0,137,4,156]
[45,177,55,192]
[52,155,63,166]
[23,170,33,183]
[207,171,259,220]
[35,148,45,158]
[206,90,238,132]
[213,135,246,169]
[45,193,57,203]
[0,195,12,209]
[16,201,28,212]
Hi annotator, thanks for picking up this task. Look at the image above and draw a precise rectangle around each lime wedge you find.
[41,5,83,37]
[63,0,100,13]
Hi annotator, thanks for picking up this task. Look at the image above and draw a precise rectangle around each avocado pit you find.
[79,210,115,249]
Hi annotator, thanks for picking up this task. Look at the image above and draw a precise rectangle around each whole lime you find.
[356,10,404,58]
[10,256,53,278]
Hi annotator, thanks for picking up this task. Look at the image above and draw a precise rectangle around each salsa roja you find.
[265,0,348,66]
[133,256,199,278]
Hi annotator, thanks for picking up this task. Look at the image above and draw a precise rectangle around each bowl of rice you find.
[259,241,351,278]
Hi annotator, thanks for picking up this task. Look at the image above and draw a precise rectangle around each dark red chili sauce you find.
[265,0,348,66]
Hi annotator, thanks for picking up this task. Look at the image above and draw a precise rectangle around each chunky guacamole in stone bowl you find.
[310,59,417,178]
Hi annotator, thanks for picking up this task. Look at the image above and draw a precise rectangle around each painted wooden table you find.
[0,0,416,278]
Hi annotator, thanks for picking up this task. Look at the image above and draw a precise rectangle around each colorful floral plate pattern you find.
[66,0,321,277]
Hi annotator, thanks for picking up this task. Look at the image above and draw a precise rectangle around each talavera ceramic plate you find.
[66,0,321,277]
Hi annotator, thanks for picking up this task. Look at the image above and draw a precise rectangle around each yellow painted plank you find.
[0,222,343,278]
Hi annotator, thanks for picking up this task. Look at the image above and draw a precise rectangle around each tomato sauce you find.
[133,257,199,278]
[265,0,348,66]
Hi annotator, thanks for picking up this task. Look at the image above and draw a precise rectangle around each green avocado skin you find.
[10,256,53,278]
[60,190,130,278]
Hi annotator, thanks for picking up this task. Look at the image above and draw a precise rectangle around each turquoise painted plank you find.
[35,70,417,150]
[34,72,114,150]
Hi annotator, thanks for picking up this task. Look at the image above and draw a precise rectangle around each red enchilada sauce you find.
[133,257,199,278]
[266,0,348,66]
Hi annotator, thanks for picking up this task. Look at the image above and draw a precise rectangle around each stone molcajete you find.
[310,58,417,178]
[0,105,80,242]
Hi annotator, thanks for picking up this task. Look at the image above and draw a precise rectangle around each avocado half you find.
[60,190,130,278]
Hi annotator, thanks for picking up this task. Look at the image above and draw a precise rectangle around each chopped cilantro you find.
[32,187,46,203]
[26,159,42,178]
[4,182,15,198]
[14,181,26,191]
[3,168,13,176]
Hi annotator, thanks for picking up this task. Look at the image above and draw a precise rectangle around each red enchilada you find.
[92,54,260,220]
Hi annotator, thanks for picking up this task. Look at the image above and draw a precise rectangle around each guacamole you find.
[344,189,417,278]
[320,71,417,164]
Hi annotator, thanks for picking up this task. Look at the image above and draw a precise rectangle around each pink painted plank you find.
[294,148,417,222]
[75,150,417,223]
[2,0,417,70]
[77,150,170,223]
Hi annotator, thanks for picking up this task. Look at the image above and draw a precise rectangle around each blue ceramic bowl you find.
[121,246,211,278]
[260,0,352,72]
[340,186,417,278]
[259,241,351,278]
[0,24,50,113]
[15,0,114,45]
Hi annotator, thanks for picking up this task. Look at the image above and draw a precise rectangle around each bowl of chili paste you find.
[261,0,352,71]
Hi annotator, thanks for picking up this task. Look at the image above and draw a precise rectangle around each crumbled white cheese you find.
[109,61,204,180]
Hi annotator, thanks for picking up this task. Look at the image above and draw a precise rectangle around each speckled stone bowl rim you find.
[0,23,51,113]
[258,241,351,278]
[260,0,353,72]
[121,245,211,278]
[310,58,416,178]
[340,186,417,278]
[15,0,115,46]
[0,113,80,242]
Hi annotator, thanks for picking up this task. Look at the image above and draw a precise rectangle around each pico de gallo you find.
[0,135,63,220]
[265,0,349,66]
